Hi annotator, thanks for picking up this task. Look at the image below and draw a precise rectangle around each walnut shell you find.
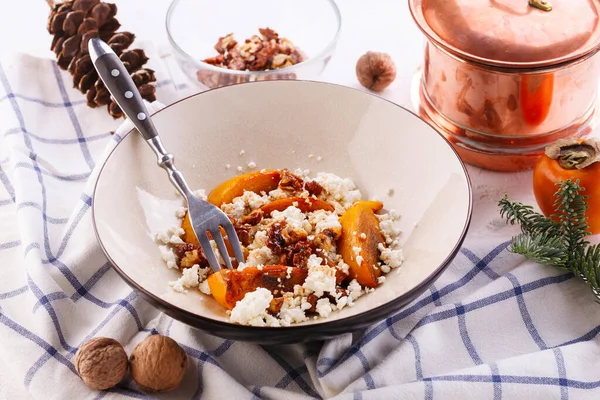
[355,51,397,92]
[75,337,128,390]
[130,335,187,392]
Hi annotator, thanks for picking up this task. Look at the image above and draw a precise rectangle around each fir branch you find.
[552,179,590,258]
[570,244,600,298]
[498,196,561,237]
[510,233,567,267]
[499,179,600,302]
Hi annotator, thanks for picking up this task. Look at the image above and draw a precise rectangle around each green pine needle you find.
[510,233,567,267]
[499,179,600,302]
[498,197,561,237]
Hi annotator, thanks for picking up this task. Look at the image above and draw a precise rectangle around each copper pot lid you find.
[409,0,600,68]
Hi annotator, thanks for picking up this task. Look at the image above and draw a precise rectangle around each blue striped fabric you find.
[0,51,599,400]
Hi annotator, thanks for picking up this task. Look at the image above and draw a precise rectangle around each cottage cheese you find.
[271,206,312,234]
[313,172,362,210]
[378,243,404,273]
[175,207,188,218]
[278,293,309,326]
[337,260,350,275]
[352,246,363,266]
[199,280,211,295]
[315,298,333,318]
[159,168,405,326]
[347,279,364,303]
[194,189,207,200]
[268,188,289,200]
[155,225,185,245]
[308,210,342,235]
[169,264,210,293]
[229,288,281,327]
[301,255,337,297]
[378,209,402,246]
[335,295,349,309]
[160,246,178,269]
[169,264,201,293]
[245,247,277,267]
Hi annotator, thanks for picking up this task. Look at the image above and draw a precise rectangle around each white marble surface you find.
[0,1,530,398]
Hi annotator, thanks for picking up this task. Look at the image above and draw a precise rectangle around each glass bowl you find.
[166,0,342,89]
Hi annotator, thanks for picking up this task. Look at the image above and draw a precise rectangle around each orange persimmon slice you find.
[260,197,334,215]
[207,170,281,207]
[337,200,385,288]
[207,265,308,310]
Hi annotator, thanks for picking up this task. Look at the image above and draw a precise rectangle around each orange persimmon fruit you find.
[533,138,600,234]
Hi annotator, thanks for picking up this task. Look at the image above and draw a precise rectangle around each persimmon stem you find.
[545,138,600,170]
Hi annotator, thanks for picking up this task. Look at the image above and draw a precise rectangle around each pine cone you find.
[48,0,157,119]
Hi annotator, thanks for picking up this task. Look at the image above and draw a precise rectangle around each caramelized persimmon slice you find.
[207,265,308,310]
[207,170,281,207]
[180,215,248,260]
[181,211,199,246]
[260,197,334,215]
[337,200,385,288]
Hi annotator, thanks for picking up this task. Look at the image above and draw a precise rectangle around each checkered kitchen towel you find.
[1,47,600,400]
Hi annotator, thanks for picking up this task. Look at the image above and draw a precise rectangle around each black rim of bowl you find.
[91,80,473,343]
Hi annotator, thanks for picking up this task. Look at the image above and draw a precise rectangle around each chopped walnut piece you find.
[271,53,292,69]
[235,224,253,246]
[226,50,246,71]
[282,225,308,245]
[335,268,348,285]
[267,221,287,255]
[306,294,318,313]
[304,180,324,197]
[259,27,279,41]
[215,33,237,54]
[268,297,284,314]
[290,49,303,65]
[280,240,314,268]
[249,42,274,71]
[278,168,304,192]
[313,229,340,253]
[242,209,264,226]
[203,54,225,66]
[294,241,313,264]
[174,243,210,269]
[201,28,305,73]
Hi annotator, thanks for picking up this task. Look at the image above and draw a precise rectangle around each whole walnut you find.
[75,337,129,390]
[130,335,188,392]
[355,51,397,92]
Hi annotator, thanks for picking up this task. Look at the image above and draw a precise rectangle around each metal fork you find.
[89,38,244,271]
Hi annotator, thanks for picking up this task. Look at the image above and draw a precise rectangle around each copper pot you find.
[409,0,600,171]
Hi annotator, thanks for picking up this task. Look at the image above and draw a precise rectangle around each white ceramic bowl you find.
[93,80,472,344]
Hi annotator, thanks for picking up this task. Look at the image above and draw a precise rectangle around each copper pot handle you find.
[529,0,552,11]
